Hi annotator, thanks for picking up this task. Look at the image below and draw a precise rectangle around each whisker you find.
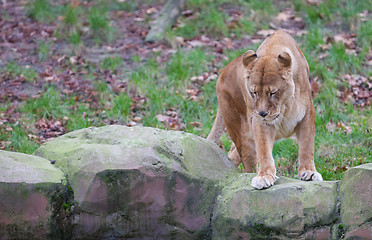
[248,112,254,121]
[279,114,288,122]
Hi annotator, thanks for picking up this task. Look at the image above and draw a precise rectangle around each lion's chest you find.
[274,105,305,140]
[274,119,298,140]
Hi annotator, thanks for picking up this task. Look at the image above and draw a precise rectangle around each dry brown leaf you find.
[145,7,157,15]
[224,37,233,49]
[275,11,294,22]
[190,121,202,128]
[156,114,170,122]
[337,122,352,134]
[326,121,336,132]
[256,29,275,37]
[306,0,321,5]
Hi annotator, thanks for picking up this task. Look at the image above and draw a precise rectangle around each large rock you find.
[212,173,339,239]
[340,163,372,240]
[35,125,238,239]
[2,125,370,239]
[0,150,65,239]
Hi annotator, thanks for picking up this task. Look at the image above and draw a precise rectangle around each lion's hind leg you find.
[228,143,241,167]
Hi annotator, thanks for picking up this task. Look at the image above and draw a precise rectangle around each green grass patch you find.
[37,41,51,62]
[4,62,38,82]
[273,139,299,178]
[101,56,123,72]
[315,125,371,180]
[88,7,114,43]
[357,20,372,48]
[172,0,275,39]
[128,48,216,136]
[22,87,69,120]
[106,92,132,122]
[326,42,362,73]
[8,125,39,154]
[27,0,54,22]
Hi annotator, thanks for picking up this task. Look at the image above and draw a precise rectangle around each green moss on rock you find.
[340,163,372,230]
[0,150,66,239]
[212,173,339,239]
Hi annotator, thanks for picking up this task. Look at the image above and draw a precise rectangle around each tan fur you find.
[207,30,323,189]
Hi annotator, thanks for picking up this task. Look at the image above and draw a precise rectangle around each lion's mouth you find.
[261,114,280,124]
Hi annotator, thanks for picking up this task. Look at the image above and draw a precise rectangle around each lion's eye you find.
[251,91,257,96]
[270,91,277,96]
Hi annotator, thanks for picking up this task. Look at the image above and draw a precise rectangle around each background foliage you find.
[0,0,371,180]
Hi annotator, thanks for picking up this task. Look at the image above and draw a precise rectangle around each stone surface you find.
[340,163,372,240]
[344,223,372,240]
[35,125,238,239]
[212,173,338,239]
[0,150,64,184]
[0,150,65,239]
[1,126,371,239]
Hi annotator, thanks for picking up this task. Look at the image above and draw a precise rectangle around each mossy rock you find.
[212,173,339,239]
[340,163,372,239]
[2,126,371,239]
[35,125,238,239]
[0,150,65,239]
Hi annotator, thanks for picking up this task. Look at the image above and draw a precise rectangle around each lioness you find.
[208,30,323,189]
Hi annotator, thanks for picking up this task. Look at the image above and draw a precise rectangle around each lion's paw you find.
[251,174,279,190]
[298,170,323,181]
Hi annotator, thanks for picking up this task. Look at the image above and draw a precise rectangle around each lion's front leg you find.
[295,108,323,181]
[251,119,279,189]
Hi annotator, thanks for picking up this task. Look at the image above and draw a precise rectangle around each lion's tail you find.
[207,108,225,143]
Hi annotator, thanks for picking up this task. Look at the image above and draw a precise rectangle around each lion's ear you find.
[242,50,257,67]
[278,52,291,68]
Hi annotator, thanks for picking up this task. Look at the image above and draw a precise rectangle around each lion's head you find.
[242,50,295,124]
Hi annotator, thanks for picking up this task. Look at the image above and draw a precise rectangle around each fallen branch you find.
[145,0,186,43]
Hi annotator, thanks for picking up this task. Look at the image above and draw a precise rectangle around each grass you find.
[37,41,51,62]
[4,62,38,82]
[172,0,278,39]
[26,0,54,22]
[88,7,114,43]
[28,0,113,45]
[128,48,216,135]
[2,0,371,181]
[101,56,123,72]
[21,87,68,120]
[7,125,40,154]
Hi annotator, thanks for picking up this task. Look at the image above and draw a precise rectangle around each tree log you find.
[145,0,186,43]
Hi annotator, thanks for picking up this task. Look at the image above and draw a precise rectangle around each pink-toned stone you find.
[0,184,53,239]
[34,126,236,239]
[345,223,372,240]
[302,226,331,240]
[0,150,65,239]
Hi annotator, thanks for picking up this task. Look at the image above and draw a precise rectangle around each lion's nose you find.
[258,111,269,117]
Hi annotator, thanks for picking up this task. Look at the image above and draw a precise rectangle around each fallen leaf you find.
[127,121,137,127]
[190,121,202,128]
[145,7,157,14]
[337,121,352,134]
[306,0,321,5]
[224,37,233,49]
[69,56,78,65]
[326,121,336,132]
[256,29,275,37]
[333,165,348,173]
[275,11,294,22]
[187,40,205,47]
[156,114,170,122]
[310,77,320,96]
[181,10,193,17]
